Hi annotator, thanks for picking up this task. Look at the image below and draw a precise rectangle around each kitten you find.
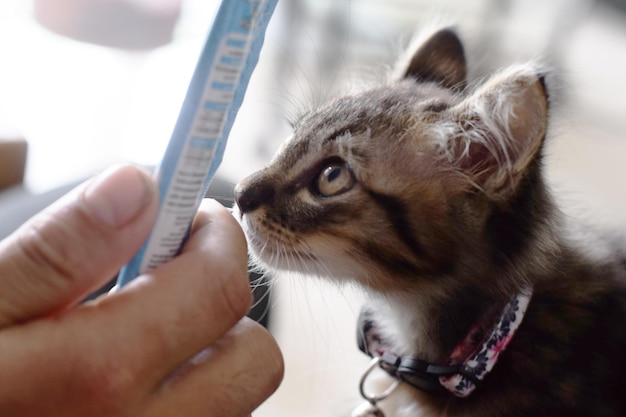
[233,28,626,417]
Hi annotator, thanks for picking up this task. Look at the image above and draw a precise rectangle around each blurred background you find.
[1,0,625,416]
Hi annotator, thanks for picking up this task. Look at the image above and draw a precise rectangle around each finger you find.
[186,198,243,252]
[0,165,158,328]
[74,199,252,386]
[147,318,284,417]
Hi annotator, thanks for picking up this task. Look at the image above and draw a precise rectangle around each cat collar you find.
[356,287,533,399]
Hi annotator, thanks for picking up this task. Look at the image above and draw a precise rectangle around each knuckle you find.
[15,216,81,285]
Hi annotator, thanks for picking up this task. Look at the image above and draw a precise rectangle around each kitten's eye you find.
[315,162,355,197]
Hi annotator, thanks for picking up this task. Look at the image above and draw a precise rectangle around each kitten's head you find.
[234,28,549,294]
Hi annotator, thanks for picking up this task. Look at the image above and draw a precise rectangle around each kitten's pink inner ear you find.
[450,70,549,197]
[400,28,467,90]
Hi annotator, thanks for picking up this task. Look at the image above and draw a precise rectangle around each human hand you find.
[0,165,283,417]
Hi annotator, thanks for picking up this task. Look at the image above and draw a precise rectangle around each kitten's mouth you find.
[245,231,321,271]
[238,214,320,265]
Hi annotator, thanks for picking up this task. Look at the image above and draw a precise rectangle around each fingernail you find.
[83,165,154,227]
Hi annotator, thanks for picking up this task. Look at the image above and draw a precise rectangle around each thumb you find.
[0,165,158,328]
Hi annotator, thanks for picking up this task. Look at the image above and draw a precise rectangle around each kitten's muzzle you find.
[234,180,275,214]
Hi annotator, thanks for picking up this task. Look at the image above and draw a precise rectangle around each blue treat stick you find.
[117,0,278,287]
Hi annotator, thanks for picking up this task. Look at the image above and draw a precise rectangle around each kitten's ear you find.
[447,66,549,198]
[394,28,467,90]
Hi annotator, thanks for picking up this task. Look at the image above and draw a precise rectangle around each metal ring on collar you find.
[359,357,402,404]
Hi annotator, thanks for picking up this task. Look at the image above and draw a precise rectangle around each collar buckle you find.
[377,351,465,395]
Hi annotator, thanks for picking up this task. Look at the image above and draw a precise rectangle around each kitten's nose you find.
[234,180,274,213]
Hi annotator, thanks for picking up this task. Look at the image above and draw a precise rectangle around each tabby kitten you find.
[234,28,626,417]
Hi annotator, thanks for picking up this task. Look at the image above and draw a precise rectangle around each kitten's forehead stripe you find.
[422,101,450,113]
[326,122,367,143]
[282,139,310,166]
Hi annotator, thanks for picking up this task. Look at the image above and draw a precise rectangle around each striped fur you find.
[234,28,626,416]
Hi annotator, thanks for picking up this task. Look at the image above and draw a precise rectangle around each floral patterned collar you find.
[357,287,534,399]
